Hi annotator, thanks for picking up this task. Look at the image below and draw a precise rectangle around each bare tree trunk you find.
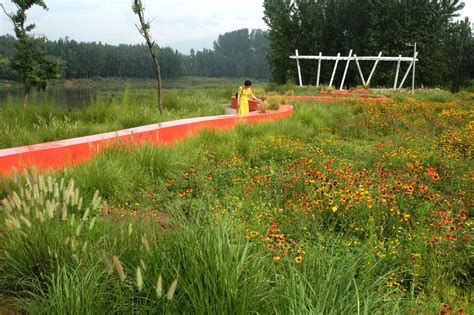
[23,79,30,106]
[156,64,162,113]
[151,47,163,113]
[133,0,163,113]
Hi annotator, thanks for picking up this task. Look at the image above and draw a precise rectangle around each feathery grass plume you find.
[1,198,12,213]
[61,205,67,221]
[39,176,46,193]
[156,275,163,298]
[102,251,114,275]
[12,192,22,209]
[139,259,147,271]
[136,267,143,292]
[54,183,59,199]
[82,208,90,222]
[128,223,133,237]
[47,176,53,193]
[20,200,29,215]
[92,190,100,203]
[75,223,82,237]
[37,210,45,222]
[70,237,77,252]
[167,279,178,301]
[81,241,88,252]
[77,197,83,211]
[5,216,21,230]
[89,217,97,230]
[73,188,80,206]
[33,182,40,201]
[141,235,150,252]
[113,256,126,281]
[46,200,54,218]
[92,190,102,209]
[25,187,32,201]
[19,215,32,228]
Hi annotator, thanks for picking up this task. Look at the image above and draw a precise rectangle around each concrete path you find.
[221,103,236,115]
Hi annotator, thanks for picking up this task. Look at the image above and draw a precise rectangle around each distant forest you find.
[0,28,271,81]
[263,0,473,91]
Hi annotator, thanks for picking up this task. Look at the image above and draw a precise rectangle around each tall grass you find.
[0,91,472,313]
[0,170,400,313]
[0,87,226,149]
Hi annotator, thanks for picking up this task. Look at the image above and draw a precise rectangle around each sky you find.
[1,0,473,54]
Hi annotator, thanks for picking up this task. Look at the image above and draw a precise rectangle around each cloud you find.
[0,0,267,52]
[2,0,471,53]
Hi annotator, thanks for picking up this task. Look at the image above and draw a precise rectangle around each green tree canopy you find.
[263,0,473,90]
[1,0,61,102]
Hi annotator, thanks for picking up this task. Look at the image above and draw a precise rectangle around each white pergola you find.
[290,44,418,93]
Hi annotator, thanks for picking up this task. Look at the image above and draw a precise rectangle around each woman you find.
[237,80,262,116]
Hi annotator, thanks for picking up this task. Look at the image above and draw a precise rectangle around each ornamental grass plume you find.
[156,275,163,298]
[113,256,126,281]
[167,279,178,301]
[136,266,143,292]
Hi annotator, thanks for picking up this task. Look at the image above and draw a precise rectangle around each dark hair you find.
[244,80,252,87]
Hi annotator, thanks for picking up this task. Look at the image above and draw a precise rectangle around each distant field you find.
[1,76,267,91]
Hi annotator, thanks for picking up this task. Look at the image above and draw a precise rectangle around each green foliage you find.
[263,0,474,91]
[1,1,61,99]
[0,28,270,81]
[187,28,270,79]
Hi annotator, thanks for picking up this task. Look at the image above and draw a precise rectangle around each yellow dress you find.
[237,86,255,116]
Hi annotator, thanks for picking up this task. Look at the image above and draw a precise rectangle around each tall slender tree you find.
[1,0,60,105]
[132,0,163,113]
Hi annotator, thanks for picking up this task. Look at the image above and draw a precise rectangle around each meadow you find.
[0,77,269,149]
[0,82,472,313]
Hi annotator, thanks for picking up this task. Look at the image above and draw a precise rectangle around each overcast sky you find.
[1,0,473,54]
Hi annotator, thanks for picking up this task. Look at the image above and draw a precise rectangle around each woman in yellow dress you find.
[237,80,262,116]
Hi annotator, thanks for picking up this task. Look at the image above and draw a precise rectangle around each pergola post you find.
[366,51,382,87]
[295,49,303,87]
[354,54,366,86]
[393,55,402,90]
[316,52,322,87]
[339,50,353,90]
[329,53,340,87]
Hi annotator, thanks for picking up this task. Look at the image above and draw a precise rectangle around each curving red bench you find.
[230,96,261,111]
[230,94,387,110]
[0,105,293,176]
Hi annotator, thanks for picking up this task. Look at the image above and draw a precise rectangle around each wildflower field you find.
[0,90,472,313]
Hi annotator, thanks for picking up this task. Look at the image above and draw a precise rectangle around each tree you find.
[1,0,60,104]
[263,0,473,90]
[132,0,163,113]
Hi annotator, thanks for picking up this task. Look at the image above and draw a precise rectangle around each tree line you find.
[0,28,271,81]
[263,0,473,91]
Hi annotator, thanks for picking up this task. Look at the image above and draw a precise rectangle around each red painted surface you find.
[0,105,293,176]
[274,95,388,102]
[320,89,371,95]
[231,94,387,107]
[230,96,260,111]
[320,90,351,95]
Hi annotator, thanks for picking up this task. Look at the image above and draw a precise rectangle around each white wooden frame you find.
[290,48,418,92]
